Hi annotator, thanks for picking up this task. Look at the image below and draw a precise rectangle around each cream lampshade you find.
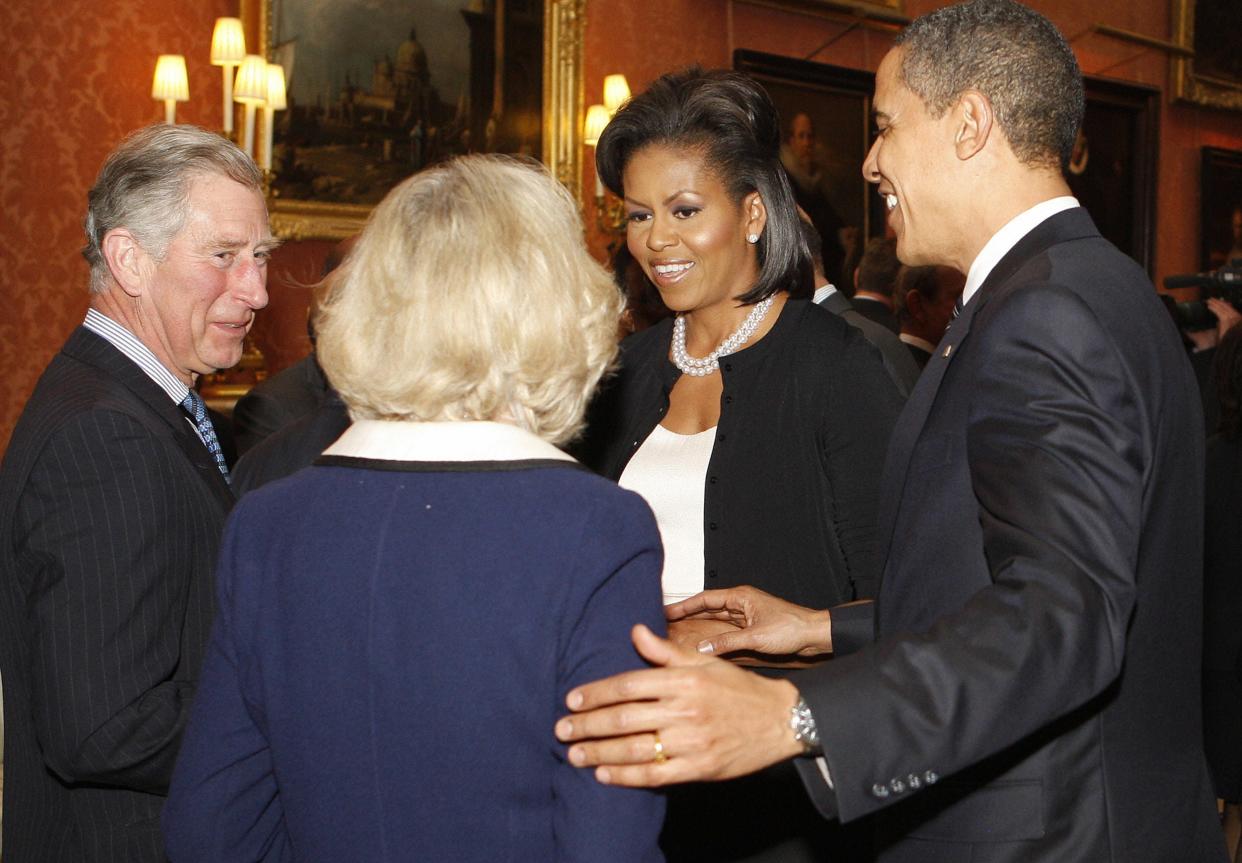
[210,18,246,134]
[582,104,611,197]
[151,55,189,124]
[261,63,288,172]
[233,54,269,157]
[603,74,631,116]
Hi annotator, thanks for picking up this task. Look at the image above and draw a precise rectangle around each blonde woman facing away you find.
[162,156,666,863]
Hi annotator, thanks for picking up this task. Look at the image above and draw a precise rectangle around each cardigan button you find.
[723,362,733,372]
[709,522,718,530]
[724,395,733,404]
[708,569,717,579]
[709,475,718,484]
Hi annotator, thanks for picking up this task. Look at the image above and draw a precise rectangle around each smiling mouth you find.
[650,261,695,285]
[213,320,250,333]
[653,262,694,276]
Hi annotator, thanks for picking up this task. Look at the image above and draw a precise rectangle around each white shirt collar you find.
[83,308,190,406]
[962,196,1079,307]
[899,333,936,353]
[323,420,576,463]
[812,283,838,305]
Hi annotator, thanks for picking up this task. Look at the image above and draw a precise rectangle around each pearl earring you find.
[747,233,760,244]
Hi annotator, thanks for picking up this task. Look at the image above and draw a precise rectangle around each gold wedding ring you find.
[652,732,668,764]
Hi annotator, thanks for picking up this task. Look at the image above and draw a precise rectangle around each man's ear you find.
[953,90,993,161]
[100,229,147,298]
[906,289,927,323]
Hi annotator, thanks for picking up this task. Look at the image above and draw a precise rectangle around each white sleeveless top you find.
[618,424,716,605]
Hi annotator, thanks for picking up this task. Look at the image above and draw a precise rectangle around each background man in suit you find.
[0,124,274,862]
[805,220,920,396]
[892,264,964,368]
[850,237,902,334]
[556,1,1226,859]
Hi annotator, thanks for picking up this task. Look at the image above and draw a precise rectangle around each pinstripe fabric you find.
[0,327,232,863]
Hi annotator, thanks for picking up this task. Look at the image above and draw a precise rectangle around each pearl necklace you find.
[670,296,776,377]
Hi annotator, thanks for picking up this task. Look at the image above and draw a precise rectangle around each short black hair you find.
[856,237,900,298]
[595,67,810,304]
[896,0,1083,170]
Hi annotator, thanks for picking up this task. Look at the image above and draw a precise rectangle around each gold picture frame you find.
[243,0,585,240]
[737,0,907,27]
[1172,0,1242,112]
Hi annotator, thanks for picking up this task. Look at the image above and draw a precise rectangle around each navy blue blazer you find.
[163,423,666,862]
[796,208,1224,861]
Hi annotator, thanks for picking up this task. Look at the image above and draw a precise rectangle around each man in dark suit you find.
[0,124,275,862]
[850,237,902,334]
[555,2,1226,860]
[805,221,920,396]
[893,264,964,369]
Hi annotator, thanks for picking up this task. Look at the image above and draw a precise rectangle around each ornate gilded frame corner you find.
[545,0,586,203]
[1171,0,1242,112]
[243,0,586,240]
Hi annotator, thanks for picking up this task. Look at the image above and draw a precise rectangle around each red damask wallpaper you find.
[3,0,1242,455]
[0,0,235,452]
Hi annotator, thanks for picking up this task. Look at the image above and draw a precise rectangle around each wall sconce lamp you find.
[210,18,246,136]
[585,74,630,234]
[262,63,288,173]
[233,54,269,158]
[152,55,189,125]
[603,74,631,115]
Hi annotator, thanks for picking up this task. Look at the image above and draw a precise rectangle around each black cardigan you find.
[579,299,905,610]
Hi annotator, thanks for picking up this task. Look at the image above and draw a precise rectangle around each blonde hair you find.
[315,155,623,446]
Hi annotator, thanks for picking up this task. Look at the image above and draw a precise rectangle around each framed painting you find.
[1067,77,1160,275]
[734,50,878,291]
[1201,147,1242,271]
[244,0,585,239]
[738,0,906,25]
[1172,0,1242,112]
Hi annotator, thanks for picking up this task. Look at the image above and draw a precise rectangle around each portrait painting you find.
[1172,0,1242,111]
[734,50,878,291]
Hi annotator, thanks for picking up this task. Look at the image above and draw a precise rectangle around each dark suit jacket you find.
[903,341,932,370]
[818,290,921,396]
[1203,433,1242,801]
[231,394,351,497]
[0,326,232,863]
[850,296,900,335]
[230,354,330,455]
[795,209,1225,861]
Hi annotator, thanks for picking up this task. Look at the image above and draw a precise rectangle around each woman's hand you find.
[665,586,833,659]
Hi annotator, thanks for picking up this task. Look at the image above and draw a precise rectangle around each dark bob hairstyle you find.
[595,67,810,304]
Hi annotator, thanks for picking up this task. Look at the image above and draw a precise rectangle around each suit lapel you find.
[62,327,234,508]
[817,291,855,316]
[875,208,1101,566]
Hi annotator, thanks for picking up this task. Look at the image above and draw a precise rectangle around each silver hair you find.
[82,124,263,293]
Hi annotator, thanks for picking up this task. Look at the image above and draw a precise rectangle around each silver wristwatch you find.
[789,694,822,756]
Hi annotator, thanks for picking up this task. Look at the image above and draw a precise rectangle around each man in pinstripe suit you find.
[0,124,275,862]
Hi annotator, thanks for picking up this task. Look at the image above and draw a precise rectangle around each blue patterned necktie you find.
[180,389,230,481]
[952,295,964,319]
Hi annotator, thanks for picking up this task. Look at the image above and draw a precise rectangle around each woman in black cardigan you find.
[578,68,904,862]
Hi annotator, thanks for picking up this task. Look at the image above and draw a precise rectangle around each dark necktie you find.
[180,389,230,481]
[952,295,964,319]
